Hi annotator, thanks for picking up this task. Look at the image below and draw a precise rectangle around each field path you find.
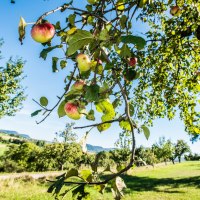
[0,171,63,180]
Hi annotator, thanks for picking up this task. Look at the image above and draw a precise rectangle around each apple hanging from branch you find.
[31,21,55,43]
[170,5,181,16]
[76,53,91,73]
[71,80,85,91]
[64,102,84,120]
[128,57,138,67]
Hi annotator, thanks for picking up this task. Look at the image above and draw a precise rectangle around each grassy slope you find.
[0,161,199,200]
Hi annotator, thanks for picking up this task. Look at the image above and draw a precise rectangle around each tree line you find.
[0,127,196,173]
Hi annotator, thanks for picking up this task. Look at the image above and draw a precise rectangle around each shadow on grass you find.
[120,175,200,193]
[102,174,200,194]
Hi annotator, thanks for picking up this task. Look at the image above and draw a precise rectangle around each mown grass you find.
[0,161,199,200]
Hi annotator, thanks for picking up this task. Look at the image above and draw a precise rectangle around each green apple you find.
[76,53,91,72]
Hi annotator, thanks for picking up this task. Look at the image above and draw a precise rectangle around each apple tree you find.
[18,0,199,199]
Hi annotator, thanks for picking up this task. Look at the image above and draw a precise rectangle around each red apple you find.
[64,102,82,120]
[128,57,137,66]
[170,6,180,16]
[71,80,85,91]
[31,22,55,43]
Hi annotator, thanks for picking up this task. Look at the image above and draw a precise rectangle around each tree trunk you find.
[178,156,181,163]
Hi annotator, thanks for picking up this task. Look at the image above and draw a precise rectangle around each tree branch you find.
[74,115,125,129]
[35,66,77,124]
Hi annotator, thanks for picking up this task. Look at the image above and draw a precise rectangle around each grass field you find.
[0,161,199,200]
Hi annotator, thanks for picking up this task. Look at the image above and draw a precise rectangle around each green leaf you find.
[31,109,42,117]
[57,100,66,118]
[48,173,66,195]
[94,184,106,194]
[97,123,111,132]
[120,15,127,29]
[141,125,150,140]
[120,44,131,57]
[86,109,95,121]
[40,96,48,107]
[52,57,59,72]
[116,164,126,172]
[72,185,90,200]
[67,29,94,56]
[55,21,61,30]
[105,63,114,70]
[65,168,78,179]
[80,169,93,182]
[68,14,76,26]
[95,99,115,115]
[119,120,131,131]
[60,60,67,69]
[121,35,146,50]
[85,84,100,102]
[40,45,60,60]
[99,29,110,41]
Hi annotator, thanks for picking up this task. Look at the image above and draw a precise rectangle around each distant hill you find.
[86,144,113,153]
[0,129,112,153]
[0,129,30,139]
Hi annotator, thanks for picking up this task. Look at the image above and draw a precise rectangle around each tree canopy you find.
[0,41,26,118]
[16,0,200,199]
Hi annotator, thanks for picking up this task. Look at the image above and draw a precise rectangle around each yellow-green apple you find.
[76,53,91,72]
[31,22,55,43]
[128,57,137,66]
[64,102,82,120]
[71,80,85,91]
[170,5,180,16]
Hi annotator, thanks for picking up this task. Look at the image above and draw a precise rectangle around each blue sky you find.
[0,0,199,153]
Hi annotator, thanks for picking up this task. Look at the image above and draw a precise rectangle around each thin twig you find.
[35,66,77,124]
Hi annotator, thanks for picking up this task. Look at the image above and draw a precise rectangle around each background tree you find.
[0,142,40,172]
[55,122,77,143]
[175,139,191,163]
[0,40,26,118]
[152,137,175,165]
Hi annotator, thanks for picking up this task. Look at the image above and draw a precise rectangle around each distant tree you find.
[135,146,158,167]
[1,142,40,171]
[115,130,132,149]
[175,140,191,163]
[185,153,200,161]
[37,142,83,171]
[110,148,131,169]
[0,40,26,118]
[153,137,175,165]
[35,140,46,147]
[79,153,95,168]
[55,122,77,143]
